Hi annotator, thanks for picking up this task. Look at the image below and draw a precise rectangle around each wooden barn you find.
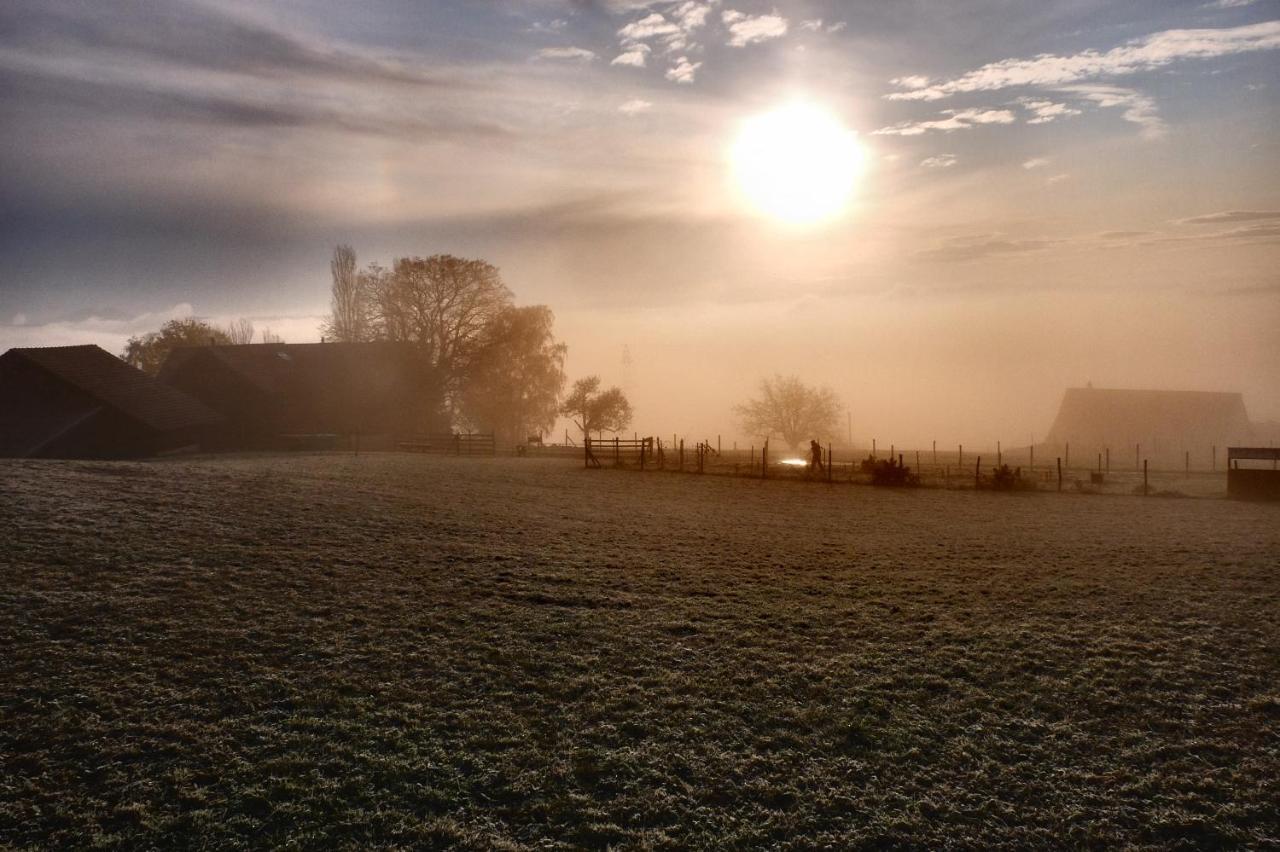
[157,341,446,450]
[1044,386,1254,469]
[0,345,221,458]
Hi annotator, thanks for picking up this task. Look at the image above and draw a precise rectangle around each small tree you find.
[560,376,632,440]
[735,374,841,450]
[225,318,255,344]
[120,318,232,374]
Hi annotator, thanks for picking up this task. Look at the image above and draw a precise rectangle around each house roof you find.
[2,345,221,432]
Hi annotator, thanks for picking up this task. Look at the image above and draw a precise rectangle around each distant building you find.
[157,341,446,450]
[0,345,220,458]
[1044,386,1255,468]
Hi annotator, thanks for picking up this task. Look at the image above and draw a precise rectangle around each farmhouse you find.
[1044,386,1254,468]
[157,341,446,450]
[0,344,220,458]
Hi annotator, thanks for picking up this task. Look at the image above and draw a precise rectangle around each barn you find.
[0,345,221,458]
[1044,386,1255,469]
[157,341,446,450]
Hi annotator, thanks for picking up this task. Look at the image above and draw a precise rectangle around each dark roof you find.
[159,342,433,395]
[2,345,221,432]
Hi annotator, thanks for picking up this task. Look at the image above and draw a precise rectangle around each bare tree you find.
[367,254,514,415]
[260,327,284,344]
[224,318,255,344]
[735,374,842,450]
[323,244,371,343]
[560,376,633,440]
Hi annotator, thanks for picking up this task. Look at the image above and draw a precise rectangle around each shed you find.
[157,342,445,450]
[0,345,221,458]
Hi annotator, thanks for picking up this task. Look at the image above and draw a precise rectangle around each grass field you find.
[2,454,1278,849]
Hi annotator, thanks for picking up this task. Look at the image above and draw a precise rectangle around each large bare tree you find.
[735,374,842,450]
[367,254,514,414]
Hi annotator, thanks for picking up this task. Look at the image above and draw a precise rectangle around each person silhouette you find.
[809,439,825,475]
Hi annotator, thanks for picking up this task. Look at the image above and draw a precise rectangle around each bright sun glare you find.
[731,102,866,226]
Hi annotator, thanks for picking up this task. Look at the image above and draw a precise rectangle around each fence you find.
[398,432,496,456]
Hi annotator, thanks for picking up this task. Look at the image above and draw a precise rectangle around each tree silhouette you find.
[735,374,841,450]
[560,376,632,440]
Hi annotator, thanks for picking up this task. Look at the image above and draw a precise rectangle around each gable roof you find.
[2,345,220,432]
[1046,387,1253,446]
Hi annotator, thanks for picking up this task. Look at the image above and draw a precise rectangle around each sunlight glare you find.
[731,102,866,226]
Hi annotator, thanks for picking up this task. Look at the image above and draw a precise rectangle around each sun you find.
[730,102,867,226]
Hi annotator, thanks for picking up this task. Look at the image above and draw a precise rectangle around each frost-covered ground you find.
[2,454,1278,848]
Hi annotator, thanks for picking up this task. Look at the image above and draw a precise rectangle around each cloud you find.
[535,46,598,62]
[917,236,1060,261]
[614,3,715,81]
[1177,210,1280,224]
[826,22,847,34]
[1045,173,1069,185]
[665,56,702,83]
[722,10,789,47]
[874,108,1016,136]
[1018,98,1083,124]
[886,21,1280,101]
[1022,157,1050,169]
[801,19,823,32]
[1060,85,1166,139]
[891,75,931,90]
[920,154,957,168]
[1206,0,1259,7]
[618,98,653,115]
[1099,230,1153,240]
[611,44,651,67]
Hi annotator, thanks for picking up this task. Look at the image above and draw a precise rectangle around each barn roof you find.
[2,345,221,432]
[159,341,434,395]
[1045,386,1253,446]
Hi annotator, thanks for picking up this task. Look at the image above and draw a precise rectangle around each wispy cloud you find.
[722,10,789,47]
[618,98,653,115]
[1177,210,1280,224]
[665,56,701,83]
[917,235,1061,261]
[920,154,957,168]
[874,108,1015,136]
[886,21,1280,101]
[536,46,597,62]
[1018,98,1083,124]
[1022,157,1050,169]
[1060,85,1166,139]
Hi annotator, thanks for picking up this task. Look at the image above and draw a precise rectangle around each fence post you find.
[762,439,768,479]
[1144,459,1149,496]
[584,436,590,469]
[614,437,619,465]
[872,438,876,458]
[975,455,981,488]
[1057,457,1062,491]
[1065,441,1070,470]
[959,444,963,468]
[1097,452,1102,473]
[640,438,646,471]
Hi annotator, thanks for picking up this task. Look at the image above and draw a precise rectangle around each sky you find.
[1,0,1278,447]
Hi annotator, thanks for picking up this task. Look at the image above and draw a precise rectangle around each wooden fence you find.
[398,432,496,456]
